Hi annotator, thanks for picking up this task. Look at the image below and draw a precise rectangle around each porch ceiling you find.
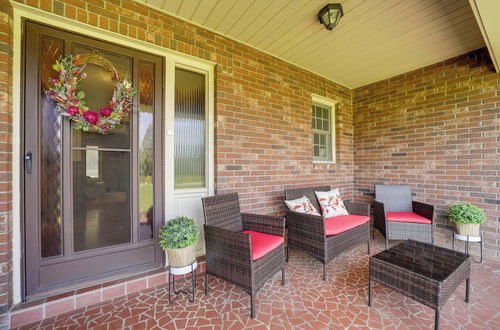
[137,0,486,88]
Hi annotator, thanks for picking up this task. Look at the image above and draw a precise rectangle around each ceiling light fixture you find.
[318,3,344,31]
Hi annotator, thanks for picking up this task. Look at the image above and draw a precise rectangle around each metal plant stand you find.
[452,233,483,263]
[168,261,197,303]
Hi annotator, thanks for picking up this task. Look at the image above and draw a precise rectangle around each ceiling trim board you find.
[468,0,500,72]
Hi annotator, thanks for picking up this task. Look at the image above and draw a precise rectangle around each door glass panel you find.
[73,150,131,251]
[174,68,206,189]
[40,36,63,258]
[70,44,133,252]
[72,44,132,79]
[138,61,154,241]
[71,44,132,149]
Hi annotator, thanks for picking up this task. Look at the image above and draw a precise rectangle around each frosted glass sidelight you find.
[174,68,206,189]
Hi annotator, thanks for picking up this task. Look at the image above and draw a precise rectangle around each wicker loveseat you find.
[284,186,370,280]
[373,184,434,249]
[201,193,286,318]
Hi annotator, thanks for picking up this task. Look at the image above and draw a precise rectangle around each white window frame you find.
[311,94,337,163]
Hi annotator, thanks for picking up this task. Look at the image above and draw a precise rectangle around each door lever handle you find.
[25,151,32,174]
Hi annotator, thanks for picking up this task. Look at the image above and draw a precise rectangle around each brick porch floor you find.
[13,234,500,329]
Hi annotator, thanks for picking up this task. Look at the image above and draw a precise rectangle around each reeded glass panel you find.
[73,150,131,251]
[138,61,154,241]
[174,68,206,189]
[71,44,132,149]
[40,37,63,258]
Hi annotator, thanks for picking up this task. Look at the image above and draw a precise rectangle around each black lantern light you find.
[318,3,344,31]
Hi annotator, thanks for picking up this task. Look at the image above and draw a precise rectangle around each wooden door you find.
[23,21,164,298]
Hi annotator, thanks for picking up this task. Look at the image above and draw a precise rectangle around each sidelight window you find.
[174,68,207,189]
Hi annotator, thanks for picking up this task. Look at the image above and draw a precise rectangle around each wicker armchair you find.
[284,186,370,280]
[201,193,285,318]
[373,184,434,249]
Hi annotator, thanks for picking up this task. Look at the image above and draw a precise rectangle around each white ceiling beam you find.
[469,0,500,72]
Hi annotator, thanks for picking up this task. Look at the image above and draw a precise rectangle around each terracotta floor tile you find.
[11,235,500,329]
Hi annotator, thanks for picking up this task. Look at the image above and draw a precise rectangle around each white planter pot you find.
[454,223,480,237]
[166,244,196,268]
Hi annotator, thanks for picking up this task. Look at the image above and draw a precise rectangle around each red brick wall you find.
[0,0,13,318]
[215,54,354,214]
[353,49,500,258]
[14,0,354,214]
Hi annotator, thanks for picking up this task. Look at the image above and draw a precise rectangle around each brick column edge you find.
[0,0,14,327]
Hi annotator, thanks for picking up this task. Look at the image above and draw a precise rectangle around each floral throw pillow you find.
[315,189,349,218]
[285,196,321,216]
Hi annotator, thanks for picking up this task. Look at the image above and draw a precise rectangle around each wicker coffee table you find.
[368,240,471,330]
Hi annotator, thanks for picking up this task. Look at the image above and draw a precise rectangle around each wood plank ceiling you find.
[138,0,486,88]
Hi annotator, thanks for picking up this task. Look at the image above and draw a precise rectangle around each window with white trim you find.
[312,95,336,162]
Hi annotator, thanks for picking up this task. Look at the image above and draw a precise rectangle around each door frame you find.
[12,3,215,303]
[23,21,166,298]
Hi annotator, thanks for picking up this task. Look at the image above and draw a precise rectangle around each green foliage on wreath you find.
[47,54,136,134]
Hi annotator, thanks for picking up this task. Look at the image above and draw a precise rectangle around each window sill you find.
[313,160,337,164]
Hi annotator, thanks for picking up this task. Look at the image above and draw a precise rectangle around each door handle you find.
[25,151,32,174]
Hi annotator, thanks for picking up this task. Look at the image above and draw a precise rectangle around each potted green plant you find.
[159,216,200,267]
[448,203,486,237]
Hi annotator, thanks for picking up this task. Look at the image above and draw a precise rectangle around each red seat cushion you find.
[324,215,369,236]
[242,230,284,261]
[386,212,432,224]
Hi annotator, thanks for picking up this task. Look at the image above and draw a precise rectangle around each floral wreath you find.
[47,53,136,134]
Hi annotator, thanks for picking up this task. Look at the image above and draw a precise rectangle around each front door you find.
[23,21,164,297]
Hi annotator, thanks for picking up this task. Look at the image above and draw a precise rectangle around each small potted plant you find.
[448,203,486,237]
[159,216,200,267]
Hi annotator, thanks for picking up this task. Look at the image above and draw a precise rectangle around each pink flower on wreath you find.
[83,110,99,124]
[66,106,78,116]
[99,107,113,117]
[71,99,80,105]
[101,125,108,133]
[51,78,58,84]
